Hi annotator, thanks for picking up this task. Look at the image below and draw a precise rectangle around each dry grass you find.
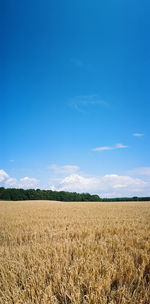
[0,200,150,304]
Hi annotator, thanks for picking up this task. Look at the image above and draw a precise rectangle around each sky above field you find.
[1,0,150,197]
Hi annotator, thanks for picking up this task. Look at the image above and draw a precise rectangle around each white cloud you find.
[0,170,9,182]
[50,185,56,191]
[10,160,14,162]
[5,177,17,186]
[133,133,144,137]
[19,177,39,188]
[52,174,98,193]
[50,173,150,197]
[0,169,39,189]
[93,143,128,151]
[48,164,79,175]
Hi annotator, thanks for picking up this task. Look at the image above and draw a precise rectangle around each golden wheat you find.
[0,201,150,304]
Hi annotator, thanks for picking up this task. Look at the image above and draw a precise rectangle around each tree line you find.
[0,187,149,202]
[0,187,101,201]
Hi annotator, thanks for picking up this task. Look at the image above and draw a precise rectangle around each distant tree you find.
[0,189,11,200]
[0,187,5,200]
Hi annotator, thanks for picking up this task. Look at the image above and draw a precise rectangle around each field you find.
[0,201,150,304]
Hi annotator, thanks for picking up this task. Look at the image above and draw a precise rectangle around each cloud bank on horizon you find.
[1,166,150,198]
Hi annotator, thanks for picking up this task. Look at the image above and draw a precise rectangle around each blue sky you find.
[1,0,150,197]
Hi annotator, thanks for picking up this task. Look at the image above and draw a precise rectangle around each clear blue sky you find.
[1,0,150,197]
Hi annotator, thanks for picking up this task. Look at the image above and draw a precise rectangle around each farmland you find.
[0,201,150,304]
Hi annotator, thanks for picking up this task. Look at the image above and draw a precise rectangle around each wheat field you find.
[0,201,150,304]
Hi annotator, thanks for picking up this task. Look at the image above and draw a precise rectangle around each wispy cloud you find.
[93,146,114,151]
[48,164,79,175]
[92,143,128,151]
[10,160,14,162]
[69,95,108,112]
[133,133,144,137]
[128,167,150,176]
[70,58,84,68]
